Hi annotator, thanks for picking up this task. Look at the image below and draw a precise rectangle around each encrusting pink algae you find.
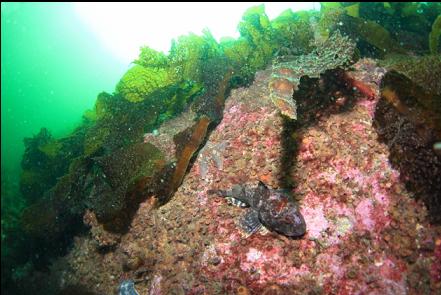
[48,58,441,294]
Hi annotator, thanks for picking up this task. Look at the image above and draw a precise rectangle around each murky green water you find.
[1,2,127,180]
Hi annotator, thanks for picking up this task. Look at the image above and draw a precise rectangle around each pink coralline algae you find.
[355,199,376,232]
[48,59,440,294]
[301,203,329,240]
[239,247,310,285]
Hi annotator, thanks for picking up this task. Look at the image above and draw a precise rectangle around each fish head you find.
[259,191,306,237]
[276,203,306,237]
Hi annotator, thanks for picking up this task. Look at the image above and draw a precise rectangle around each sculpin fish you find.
[208,181,306,237]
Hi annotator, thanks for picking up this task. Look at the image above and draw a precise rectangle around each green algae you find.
[116,64,172,103]
[430,14,441,54]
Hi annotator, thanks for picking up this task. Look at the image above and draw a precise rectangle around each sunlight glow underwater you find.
[73,2,320,65]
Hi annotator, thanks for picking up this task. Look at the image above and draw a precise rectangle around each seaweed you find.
[133,45,169,68]
[429,14,441,54]
[271,9,315,56]
[170,116,211,193]
[379,54,441,95]
[19,128,84,204]
[169,29,223,84]
[318,2,441,56]
[116,64,172,103]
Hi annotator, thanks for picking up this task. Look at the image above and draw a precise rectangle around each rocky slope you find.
[35,59,441,295]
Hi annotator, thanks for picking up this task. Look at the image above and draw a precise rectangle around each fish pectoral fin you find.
[226,197,248,207]
[238,209,262,235]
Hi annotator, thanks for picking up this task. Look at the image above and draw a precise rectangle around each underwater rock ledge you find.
[25,58,441,295]
[7,3,441,293]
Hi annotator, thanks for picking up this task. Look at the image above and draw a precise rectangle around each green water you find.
[1,2,127,181]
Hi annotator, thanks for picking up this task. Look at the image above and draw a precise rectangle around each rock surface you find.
[42,60,441,294]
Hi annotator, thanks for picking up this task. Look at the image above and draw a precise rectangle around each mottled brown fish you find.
[208,181,306,237]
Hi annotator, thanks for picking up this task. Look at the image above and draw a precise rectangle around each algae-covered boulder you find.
[18,80,215,238]
[83,126,110,156]
[374,70,441,222]
[21,196,64,240]
[84,142,165,231]
[84,81,203,157]
[20,128,58,202]
[380,54,441,95]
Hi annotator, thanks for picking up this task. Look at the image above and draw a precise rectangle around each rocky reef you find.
[16,57,438,295]
[3,3,441,295]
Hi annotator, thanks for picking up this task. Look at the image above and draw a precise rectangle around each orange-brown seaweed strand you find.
[171,116,211,191]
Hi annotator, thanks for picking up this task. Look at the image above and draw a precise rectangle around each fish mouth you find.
[281,213,307,237]
[261,211,306,237]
